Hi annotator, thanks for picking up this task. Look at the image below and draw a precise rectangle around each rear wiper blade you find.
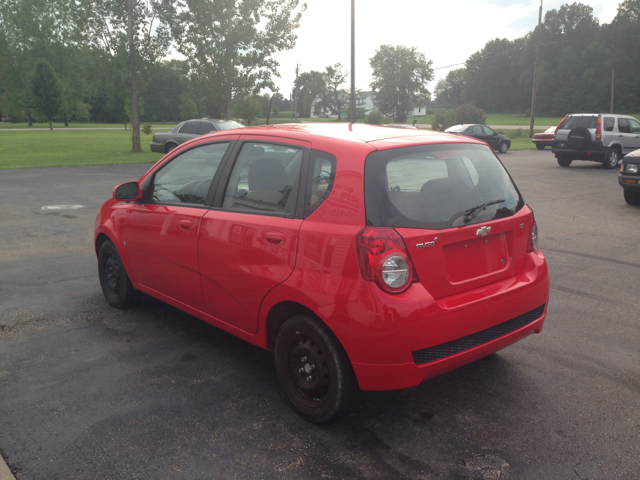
[463,199,505,224]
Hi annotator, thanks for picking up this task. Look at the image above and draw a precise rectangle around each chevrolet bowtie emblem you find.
[476,226,491,236]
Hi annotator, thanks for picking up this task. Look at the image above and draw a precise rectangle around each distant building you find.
[310,91,428,119]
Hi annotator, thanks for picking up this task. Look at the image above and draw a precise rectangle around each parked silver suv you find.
[552,114,640,169]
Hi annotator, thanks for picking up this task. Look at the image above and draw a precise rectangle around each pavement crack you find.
[543,247,640,269]
[1,274,98,287]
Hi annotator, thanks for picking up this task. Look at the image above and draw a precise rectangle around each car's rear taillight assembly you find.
[528,210,539,254]
[595,116,602,141]
[356,227,418,294]
[555,115,567,135]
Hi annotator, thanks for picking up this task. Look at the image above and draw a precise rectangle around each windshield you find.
[445,125,468,133]
[559,115,597,130]
[214,120,245,131]
[364,143,524,230]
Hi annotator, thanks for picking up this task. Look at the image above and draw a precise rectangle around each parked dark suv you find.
[150,119,244,153]
[552,114,640,169]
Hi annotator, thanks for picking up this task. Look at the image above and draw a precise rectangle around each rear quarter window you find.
[365,144,523,230]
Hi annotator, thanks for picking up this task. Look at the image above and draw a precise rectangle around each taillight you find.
[555,115,567,135]
[356,227,417,294]
[595,116,602,141]
[152,134,156,142]
[528,210,539,254]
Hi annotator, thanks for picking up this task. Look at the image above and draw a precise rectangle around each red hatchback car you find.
[95,124,550,422]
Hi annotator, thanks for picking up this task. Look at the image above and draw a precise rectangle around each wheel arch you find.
[95,232,111,257]
[266,301,323,351]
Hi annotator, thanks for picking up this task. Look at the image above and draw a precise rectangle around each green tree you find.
[31,61,62,130]
[159,0,306,120]
[314,64,347,120]
[370,45,434,122]
[431,109,455,131]
[233,95,262,126]
[180,94,199,120]
[294,70,325,117]
[85,0,171,151]
[434,68,466,108]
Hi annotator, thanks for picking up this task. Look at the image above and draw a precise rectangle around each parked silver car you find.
[552,114,640,168]
[150,119,244,153]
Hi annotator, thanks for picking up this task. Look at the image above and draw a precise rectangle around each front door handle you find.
[265,231,286,245]
[179,220,192,230]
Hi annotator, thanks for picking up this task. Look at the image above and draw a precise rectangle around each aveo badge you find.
[416,237,438,249]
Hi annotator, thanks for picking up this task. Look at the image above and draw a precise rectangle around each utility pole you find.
[610,70,614,114]
[293,62,299,121]
[350,0,355,123]
[127,0,142,152]
[529,0,542,139]
[225,0,234,120]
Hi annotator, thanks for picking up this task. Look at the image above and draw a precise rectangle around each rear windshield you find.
[365,143,524,230]
[214,120,244,131]
[559,115,597,130]
[445,125,468,133]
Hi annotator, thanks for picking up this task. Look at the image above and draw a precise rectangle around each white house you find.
[310,91,428,119]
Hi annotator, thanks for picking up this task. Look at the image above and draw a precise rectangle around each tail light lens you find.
[356,227,418,294]
[152,134,156,142]
[595,116,602,141]
[528,210,539,254]
[555,115,567,135]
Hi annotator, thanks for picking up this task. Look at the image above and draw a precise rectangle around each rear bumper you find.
[619,174,640,190]
[552,140,606,161]
[150,142,165,153]
[320,252,550,391]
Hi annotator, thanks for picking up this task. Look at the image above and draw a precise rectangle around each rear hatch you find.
[364,142,532,299]
[554,114,597,146]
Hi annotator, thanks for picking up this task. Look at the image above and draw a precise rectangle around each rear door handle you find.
[265,231,286,244]
[179,220,192,230]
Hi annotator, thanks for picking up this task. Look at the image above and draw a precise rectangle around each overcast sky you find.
[266,0,619,97]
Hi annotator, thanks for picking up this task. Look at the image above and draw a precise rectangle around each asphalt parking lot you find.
[1,150,638,479]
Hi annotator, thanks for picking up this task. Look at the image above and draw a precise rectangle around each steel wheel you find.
[275,314,357,423]
[98,240,142,309]
[499,141,509,153]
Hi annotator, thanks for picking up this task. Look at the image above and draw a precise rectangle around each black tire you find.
[165,142,177,153]
[98,240,142,309]
[567,127,591,150]
[557,155,572,167]
[499,141,509,154]
[623,189,640,205]
[536,144,545,150]
[274,314,358,423]
[602,148,620,169]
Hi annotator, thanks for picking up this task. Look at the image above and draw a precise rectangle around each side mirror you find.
[113,181,141,200]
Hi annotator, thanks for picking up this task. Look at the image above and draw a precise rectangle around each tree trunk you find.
[28,115,33,127]
[128,0,142,152]
[64,113,69,127]
[49,118,53,130]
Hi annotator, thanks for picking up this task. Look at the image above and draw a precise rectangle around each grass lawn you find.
[0,129,164,170]
[0,121,177,130]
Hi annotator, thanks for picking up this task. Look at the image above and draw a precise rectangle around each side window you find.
[151,142,229,205]
[472,126,483,135]
[618,118,631,134]
[603,117,615,132]
[629,118,640,134]
[223,142,303,215]
[197,121,215,135]
[179,121,199,134]
[482,126,495,135]
[305,150,336,217]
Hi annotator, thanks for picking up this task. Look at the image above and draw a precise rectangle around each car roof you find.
[226,123,486,149]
